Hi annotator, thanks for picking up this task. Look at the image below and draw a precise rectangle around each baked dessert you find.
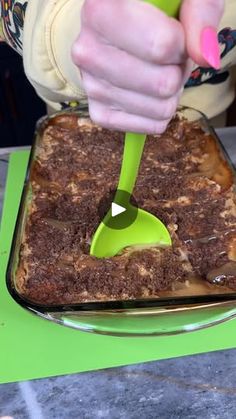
[15,112,236,305]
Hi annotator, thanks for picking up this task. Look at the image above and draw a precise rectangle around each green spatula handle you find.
[117,132,146,195]
[145,0,181,17]
[116,0,181,200]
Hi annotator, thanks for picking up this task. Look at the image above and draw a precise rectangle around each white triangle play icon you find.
[111,202,126,217]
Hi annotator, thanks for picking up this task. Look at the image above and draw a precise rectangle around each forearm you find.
[1,0,86,106]
[23,0,86,104]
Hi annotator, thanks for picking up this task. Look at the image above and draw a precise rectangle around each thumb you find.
[180,0,225,69]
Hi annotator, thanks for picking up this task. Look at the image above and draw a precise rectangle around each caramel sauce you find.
[207,262,236,286]
[48,114,80,130]
[198,135,233,189]
[159,276,235,298]
[44,218,72,231]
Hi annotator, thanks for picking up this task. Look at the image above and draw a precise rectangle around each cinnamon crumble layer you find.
[15,114,236,305]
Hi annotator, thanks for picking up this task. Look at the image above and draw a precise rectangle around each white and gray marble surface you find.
[0,128,236,419]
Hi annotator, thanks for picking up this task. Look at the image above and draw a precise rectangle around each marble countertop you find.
[1,128,236,419]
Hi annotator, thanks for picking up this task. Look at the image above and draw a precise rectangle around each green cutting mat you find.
[1,151,236,384]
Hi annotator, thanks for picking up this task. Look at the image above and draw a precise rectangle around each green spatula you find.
[90,0,181,259]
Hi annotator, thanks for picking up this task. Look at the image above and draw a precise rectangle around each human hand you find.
[72,0,224,134]
[72,0,187,133]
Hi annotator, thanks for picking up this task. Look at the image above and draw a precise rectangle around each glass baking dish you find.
[6,106,236,337]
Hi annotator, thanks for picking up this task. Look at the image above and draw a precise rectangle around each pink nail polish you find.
[201,27,220,70]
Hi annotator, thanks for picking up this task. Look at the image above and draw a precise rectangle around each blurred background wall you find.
[0,43,46,147]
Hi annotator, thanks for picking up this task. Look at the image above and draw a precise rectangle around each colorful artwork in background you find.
[0,0,27,53]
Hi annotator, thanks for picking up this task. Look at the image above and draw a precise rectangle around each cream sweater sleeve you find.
[23,0,86,105]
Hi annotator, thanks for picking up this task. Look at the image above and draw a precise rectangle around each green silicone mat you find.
[1,151,236,384]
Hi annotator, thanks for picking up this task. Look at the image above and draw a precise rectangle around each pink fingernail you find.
[201,27,220,70]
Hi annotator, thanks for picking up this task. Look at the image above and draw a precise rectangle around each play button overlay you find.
[98,189,138,230]
[111,202,126,217]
